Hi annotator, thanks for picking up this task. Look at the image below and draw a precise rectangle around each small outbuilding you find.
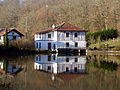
[0,28,24,44]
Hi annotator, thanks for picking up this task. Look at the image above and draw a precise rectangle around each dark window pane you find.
[36,42,38,48]
[66,33,69,37]
[36,56,38,61]
[66,67,69,72]
[48,43,51,50]
[75,42,78,47]
[53,55,55,60]
[74,67,77,72]
[39,65,41,70]
[75,33,77,37]
[53,44,56,49]
[75,58,78,62]
[48,66,51,70]
[13,36,16,40]
[39,34,41,38]
[39,43,41,48]
[48,34,51,38]
[39,56,41,61]
[48,55,51,61]
[66,42,69,47]
[66,58,69,62]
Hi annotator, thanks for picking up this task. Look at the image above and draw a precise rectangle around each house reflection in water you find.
[0,60,21,74]
[34,54,86,74]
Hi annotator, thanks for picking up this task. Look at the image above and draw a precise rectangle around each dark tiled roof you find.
[0,28,24,36]
[36,22,88,34]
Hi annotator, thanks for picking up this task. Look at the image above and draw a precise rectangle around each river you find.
[0,54,120,90]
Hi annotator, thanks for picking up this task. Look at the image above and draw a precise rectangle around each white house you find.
[34,22,88,52]
[34,54,86,74]
[0,28,24,44]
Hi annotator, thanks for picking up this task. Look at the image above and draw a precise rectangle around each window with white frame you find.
[74,67,78,72]
[74,33,78,37]
[75,42,78,47]
[66,58,69,62]
[48,66,51,70]
[66,42,69,47]
[39,34,41,38]
[66,67,69,72]
[48,33,51,38]
[75,58,78,62]
[66,33,69,37]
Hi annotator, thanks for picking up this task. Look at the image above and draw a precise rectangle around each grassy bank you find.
[89,36,120,51]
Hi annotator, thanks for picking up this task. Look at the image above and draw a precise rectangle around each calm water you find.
[0,54,120,90]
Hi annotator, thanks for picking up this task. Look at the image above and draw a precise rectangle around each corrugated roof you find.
[36,22,88,34]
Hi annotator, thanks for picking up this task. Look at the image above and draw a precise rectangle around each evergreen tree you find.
[86,28,118,44]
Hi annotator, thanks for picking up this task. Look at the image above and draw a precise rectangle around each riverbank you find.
[1,45,120,56]
[87,50,120,55]
[0,46,56,55]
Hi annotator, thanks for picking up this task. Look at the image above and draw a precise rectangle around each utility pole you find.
[46,5,49,28]
[25,16,28,89]
[26,16,28,49]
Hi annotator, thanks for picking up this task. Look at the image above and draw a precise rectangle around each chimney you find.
[52,24,56,29]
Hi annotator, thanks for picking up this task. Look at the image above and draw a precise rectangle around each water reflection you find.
[0,60,21,75]
[0,55,120,90]
[87,55,119,72]
[34,54,86,74]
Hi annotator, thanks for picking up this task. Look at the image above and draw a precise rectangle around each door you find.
[48,43,51,50]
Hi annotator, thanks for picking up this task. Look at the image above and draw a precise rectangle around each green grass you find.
[89,36,120,50]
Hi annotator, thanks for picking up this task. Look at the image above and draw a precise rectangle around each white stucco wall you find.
[57,41,86,49]
[35,41,57,50]
[35,31,86,50]
[35,31,56,41]
[57,31,85,41]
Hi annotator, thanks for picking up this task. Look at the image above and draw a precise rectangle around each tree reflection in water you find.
[87,55,119,72]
